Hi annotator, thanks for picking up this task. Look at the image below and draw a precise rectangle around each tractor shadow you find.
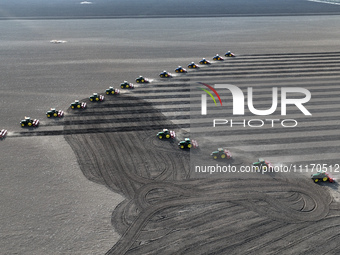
[318,180,339,190]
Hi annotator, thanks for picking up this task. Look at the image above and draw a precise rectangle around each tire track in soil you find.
[130,209,264,255]
[60,52,340,254]
[107,178,331,254]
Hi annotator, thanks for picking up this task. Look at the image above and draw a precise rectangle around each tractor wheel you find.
[28,122,32,126]
[136,80,139,83]
[165,74,168,77]
[121,85,124,88]
[96,98,99,101]
[180,145,184,149]
[111,91,115,94]
[166,134,170,139]
[188,66,192,68]
[141,80,144,82]
[221,154,226,159]
[21,123,25,127]
[106,92,109,94]
[323,177,328,182]
[314,179,319,183]
[213,156,217,159]
[71,106,74,109]
[47,114,51,118]
[77,105,81,108]
[158,135,162,139]
[188,144,192,149]
[126,85,129,88]
[53,113,57,117]
[90,98,93,101]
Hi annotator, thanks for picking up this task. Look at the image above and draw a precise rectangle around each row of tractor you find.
[156,128,276,170]
[19,52,229,129]
[16,52,234,130]
[155,52,334,184]
[66,52,238,112]
[4,50,336,184]
[156,129,229,159]
[155,128,335,183]
[158,52,235,78]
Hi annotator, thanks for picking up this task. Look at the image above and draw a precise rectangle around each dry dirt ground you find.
[15,51,339,254]
[2,14,340,254]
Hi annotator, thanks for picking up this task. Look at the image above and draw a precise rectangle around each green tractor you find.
[225,51,235,57]
[20,116,39,127]
[46,108,64,118]
[89,93,104,102]
[188,62,199,69]
[120,81,134,89]
[211,148,232,160]
[213,54,224,61]
[311,171,334,183]
[175,66,187,73]
[106,86,120,95]
[253,158,273,171]
[136,76,150,83]
[70,100,86,109]
[157,129,175,139]
[178,138,198,149]
[159,70,173,78]
[199,58,211,65]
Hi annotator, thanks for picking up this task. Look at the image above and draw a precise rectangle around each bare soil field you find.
[45,51,340,254]
[2,14,340,254]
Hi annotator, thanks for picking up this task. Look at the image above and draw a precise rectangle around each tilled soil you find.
[60,51,340,254]
[14,51,340,254]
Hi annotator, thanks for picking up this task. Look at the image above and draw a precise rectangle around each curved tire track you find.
[60,52,340,255]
